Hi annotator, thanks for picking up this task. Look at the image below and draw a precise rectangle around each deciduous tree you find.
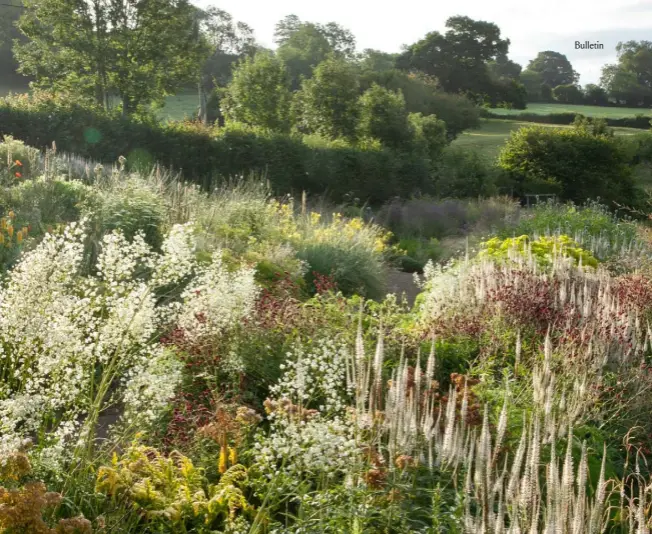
[14,0,209,117]
[357,83,413,149]
[221,51,292,132]
[274,15,355,89]
[293,56,359,140]
[397,16,514,105]
[525,51,579,88]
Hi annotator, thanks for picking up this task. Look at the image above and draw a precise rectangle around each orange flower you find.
[14,172,22,178]
[14,160,22,167]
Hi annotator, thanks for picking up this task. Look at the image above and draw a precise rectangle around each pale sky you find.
[194,0,652,85]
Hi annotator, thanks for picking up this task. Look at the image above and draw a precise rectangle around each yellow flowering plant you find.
[478,234,599,269]
[0,211,30,272]
[95,444,254,532]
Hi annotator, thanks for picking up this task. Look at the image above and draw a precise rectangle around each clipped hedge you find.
[0,92,433,203]
[480,109,652,130]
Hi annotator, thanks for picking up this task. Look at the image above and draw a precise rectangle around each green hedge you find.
[0,92,433,203]
[480,109,652,129]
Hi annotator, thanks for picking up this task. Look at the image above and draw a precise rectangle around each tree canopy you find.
[600,41,652,107]
[524,51,578,88]
[396,16,524,107]
[14,0,209,117]
[274,15,355,88]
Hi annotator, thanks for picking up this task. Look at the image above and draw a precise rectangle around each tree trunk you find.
[198,80,207,124]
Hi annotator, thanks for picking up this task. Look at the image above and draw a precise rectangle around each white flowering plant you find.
[0,219,258,473]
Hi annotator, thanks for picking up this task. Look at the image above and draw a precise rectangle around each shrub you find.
[0,211,30,272]
[81,174,167,250]
[498,124,641,206]
[552,84,584,104]
[396,236,442,272]
[431,146,499,198]
[222,51,292,133]
[1,177,91,234]
[0,135,40,184]
[480,109,652,130]
[0,448,92,533]
[296,213,390,299]
[0,91,436,204]
[409,112,448,162]
[359,69,481,139]
[357,84,413,149]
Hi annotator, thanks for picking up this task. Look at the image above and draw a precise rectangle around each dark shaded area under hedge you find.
[0,99,434,204]
[480,109,652,129]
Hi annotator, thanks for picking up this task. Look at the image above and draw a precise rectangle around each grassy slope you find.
[490,102,652,118]
[451,118,643,161]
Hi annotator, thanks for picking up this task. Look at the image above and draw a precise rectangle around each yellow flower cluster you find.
[307,213,392,253]
[96,444,252,528]
[268,200,301,241]
[479,234,599,268]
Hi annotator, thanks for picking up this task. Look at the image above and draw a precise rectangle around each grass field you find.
[451,119,643,161]
[490,102,652,118]
[0,82,198,121]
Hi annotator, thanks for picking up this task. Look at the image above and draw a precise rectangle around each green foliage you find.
[275,16,355,88]
[600,41,652,107]
[0,135,40,184]
[498,123,641,206]
[1,176,91,235]
[480,109,652,130]
[431,146,499,198]
[0,91,436,204]
[96,445,253,532]
[498,199,643,261]
[359,70,481,140]
[14,0,208,117]
[552,83,584,104]
[525,51,579,88]
[82,175,167,250]
[409,112,448,162]
[397,16,510,102]
[397,236,442,272]
[222,51,292,132]
[584,83,609,106]
[478,233,599,268]
[520,69,545,101]
[0,211,30,273]
[357,84,413,149]
[357,48,398,72]
[296,213,391,299]
[297,241,385,299]
[294,56,360,140]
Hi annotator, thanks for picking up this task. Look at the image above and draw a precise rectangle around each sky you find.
[195,0,652,85]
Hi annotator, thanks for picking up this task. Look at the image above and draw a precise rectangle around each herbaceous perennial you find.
[0,220,258,470]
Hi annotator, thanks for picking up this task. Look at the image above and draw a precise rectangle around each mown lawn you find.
[489,102,652,118]
[451,118,642,161]
[155,90,198,122]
